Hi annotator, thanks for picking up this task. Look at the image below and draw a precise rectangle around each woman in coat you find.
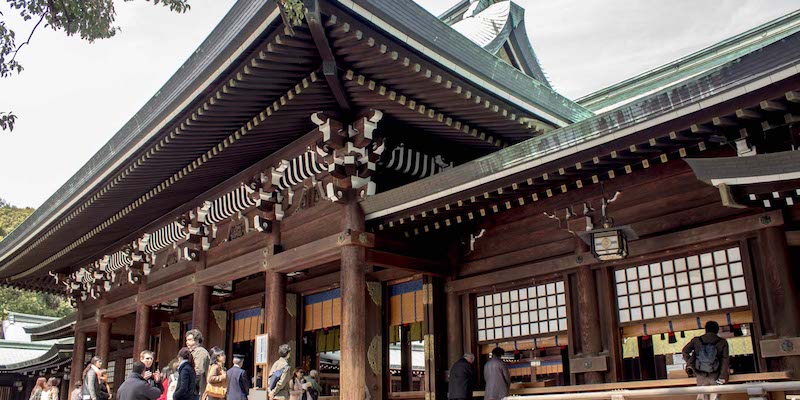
[41,378,60,400]
[287,369,305,400]
[173,348,196,400]
[201,348,227,400]
[98,370,112,400]
[29,378,46,400]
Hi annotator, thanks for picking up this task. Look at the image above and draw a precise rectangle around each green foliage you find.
[0,198,72,318]
[279,0,305,26]
[1,0,192,131]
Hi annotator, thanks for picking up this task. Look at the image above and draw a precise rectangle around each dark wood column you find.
[340,198,367,400]
[158,322,180,366]
[192,285,211,339]
[265,271,286,363]
[364,279,384,400]
[96,317,112,364]
[133,302,151,356]
[70,328,87,390]
[264,220,285,364]
[446,289,463,367]
[756,226,800,374]
[572,265,604,384]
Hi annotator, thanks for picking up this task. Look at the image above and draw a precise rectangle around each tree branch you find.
[9,12,46,64]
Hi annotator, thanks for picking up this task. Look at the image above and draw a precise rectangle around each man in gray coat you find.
[483,347,510,400]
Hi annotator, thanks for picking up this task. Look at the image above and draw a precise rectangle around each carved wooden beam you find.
[305,0,351,113]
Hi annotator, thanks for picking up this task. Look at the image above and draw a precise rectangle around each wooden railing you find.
[471,372,791,398]
[509,380,800,399]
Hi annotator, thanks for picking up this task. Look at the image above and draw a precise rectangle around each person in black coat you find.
[173,348,196,400]
[116,362,162,400]
[447,353,476,400]
[226,355,250,400]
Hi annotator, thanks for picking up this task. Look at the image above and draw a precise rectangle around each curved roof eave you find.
[0,0,277,270]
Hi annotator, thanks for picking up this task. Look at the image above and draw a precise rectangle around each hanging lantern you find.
[578,225,637,261]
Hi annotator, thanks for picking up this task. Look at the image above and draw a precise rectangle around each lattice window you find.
[106,361,115,384]
[476,281,566,342]
[615,247,748,323]
[123,358,133,379]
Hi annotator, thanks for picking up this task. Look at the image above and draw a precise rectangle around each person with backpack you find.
[681,321,730,400]
[267,344,292,400]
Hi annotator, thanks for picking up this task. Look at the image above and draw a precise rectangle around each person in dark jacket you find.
[447,353,475,400]
[226,355,250,400]
[483,347,510,400]
[173,348,196,400]
[140,350,163,394]
[116,362,162,400]
[682,321,730,400]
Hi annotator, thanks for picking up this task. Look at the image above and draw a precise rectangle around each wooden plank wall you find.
[460,161,750,280]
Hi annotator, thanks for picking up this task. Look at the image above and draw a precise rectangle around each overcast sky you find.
[0,1,797,208]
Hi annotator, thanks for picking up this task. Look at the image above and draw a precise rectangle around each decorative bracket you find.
[313,110,386,202]
[212,310,227,331]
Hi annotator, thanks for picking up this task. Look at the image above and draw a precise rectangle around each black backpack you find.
[694,336,721,373]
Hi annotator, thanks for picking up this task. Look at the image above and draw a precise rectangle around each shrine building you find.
[1,1,800,399]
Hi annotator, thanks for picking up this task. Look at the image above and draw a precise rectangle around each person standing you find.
[448,353,476,400]
[173,348,196,400]
[83,357,104,400]
[29,377,46,400]
[302,371,322,400]
[71,382,83,400]
[682,321,730,400]
[97,370,111,400]
[42,378,60,400]
[267,344,292,400]
[166,360,180,400]
[201,348,227,400]
[483,347,510,400]
[287,369,305,400]
[157,366,171,400]
[140,351,163,393]
[116,362,162,400]
[185,330,210,399]
[226,355,250,400]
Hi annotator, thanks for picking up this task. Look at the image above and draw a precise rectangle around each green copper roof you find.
[578,9,800,113]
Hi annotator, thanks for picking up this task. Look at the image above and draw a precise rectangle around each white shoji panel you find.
[476,281,567,342]
[615,247,747,323]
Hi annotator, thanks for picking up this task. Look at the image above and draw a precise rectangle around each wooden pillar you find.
[133,302,151,357]
[596,266,623,382]
[756,226,800,374]
[364,279,383,400]
[265,271,286,364]
[572,265,604,384]
[158,322,180,367]
[400,325,412,391]
[191,285,211,340]
[340,198,367,400]
[446,290,463,367]
[70,329,87,390]
[96,317,112,365]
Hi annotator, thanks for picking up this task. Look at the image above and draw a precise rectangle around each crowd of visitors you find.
[26,318,732,400]
[46,329,324,400]
[28,377,61,400]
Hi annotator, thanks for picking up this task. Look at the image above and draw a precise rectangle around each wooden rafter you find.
[305,0,351,113]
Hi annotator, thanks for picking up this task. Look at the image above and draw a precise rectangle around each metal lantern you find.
[578,225,638,261]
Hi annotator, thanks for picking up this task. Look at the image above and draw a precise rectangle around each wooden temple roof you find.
[362,24,800,237]
[0,0,588,292]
